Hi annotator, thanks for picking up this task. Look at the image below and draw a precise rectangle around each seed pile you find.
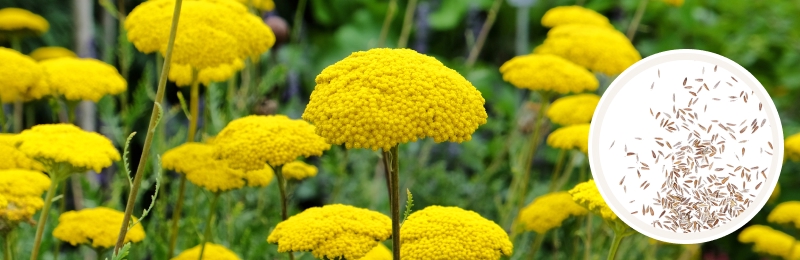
[613,64,773,233]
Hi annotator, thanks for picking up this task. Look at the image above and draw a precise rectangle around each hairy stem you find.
[397,0,418,48]
[383,146,401,260]
[30,176,60,260]
[465,0,503,68]
[378,0,398,47]
[274,166,294,260]
[197,193,220,260]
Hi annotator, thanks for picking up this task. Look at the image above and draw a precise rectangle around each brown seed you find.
[683,77,687,86]
[651,82,655,89]
[759,103,762,111]
[768,142,773,149]
[732,76,738,82]
[740,126,747,134]
[609,141,615,150]
[742,148,745,156]
[755,182,762,189]
[620,176,626,185]
[650,108,654,116]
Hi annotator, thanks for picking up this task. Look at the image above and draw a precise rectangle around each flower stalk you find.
[382,145,401,260]
[274,166,294,260]
[198,192,220,260]
[3,230,13,260]
[529,232,546,259]
[516,92,551,215]
[30,172,60,260]
[10,36,22,133]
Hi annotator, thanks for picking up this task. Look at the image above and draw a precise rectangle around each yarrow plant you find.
[28,46,77,61]
[570,180,636,260]
[172,243,241,260]
[53,207,146,253]
[738,225,800,260]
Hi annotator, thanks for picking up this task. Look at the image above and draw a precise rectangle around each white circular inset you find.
[589,49,783,244]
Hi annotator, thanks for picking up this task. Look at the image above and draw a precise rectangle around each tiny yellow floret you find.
[0,8,49,34]
[785,133,800,162]
[499,54,598,94]
[281,161,318,180]
[547,124,590,153]
[162,142,273,192]
[767,201,800,229]
[0,169,50,222]
[541,6,614,28]
[359,243,392,260]
[535,24,641,75]
[29,46,77,61]
[0,134,43,171]
[172,243,241,260]
[39,58,127,102]
[53,207,145,248]
[546,94,601,126]
[569,180,616,220]
[0,47,48,103]
[518,192,588,234]
[15,124,121,174]
[738,225,800,260]
[169,59,245,87]
[235,0,274,11]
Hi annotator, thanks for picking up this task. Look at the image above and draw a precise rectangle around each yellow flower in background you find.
[0,141,43,171]
[662,0,684,7]
[172,243,241,260]
[535,24,641,75]
[282,161,318,180]
[303,48,488,151]
[236,0,275,11]
[541,5,613,29]
[0,8,49,34]
[547,124,590,153]
[243,164,274,187]
[0,169,50,222]
[738,225,800,260]
[768,201,800,229]
[0,47,48,103]
[499,54,598,94]
[771,185,781,203]
[15,124,120,174]
[53,207,145,248]
[267,204,392,260]
[546,94,600,126]
[29,46,77,61]
[400,206,512,260]
[162,142,273,192]
[569,180,616,220]
[39,58,127,102]
[359,243,392,260]
[213,115,330,171]
[785,133,800,162]
[169,59,245,87]
[518,192,588,234]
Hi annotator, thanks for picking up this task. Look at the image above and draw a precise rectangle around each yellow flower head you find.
[169,59,245,87]
[267,204,392,260]
[785,132,800,162]
[281,160,318,181]
[172,243,241,260]
[738,225,800,260]
[0,169,50,222]
[535,24,641,75]
[53,207,145,248]
[547,124,590,153]
[214,115,330,170]
[546,94,601,126]
[400,206,512,260]
[0,141,43,171]
[518,192,588,234]
[499,54,598,94]
[359,243,392,260]
[40,58,127,102]
[162,142,273,192]
[15,124,121,174]
[303,48,488,151]
[662,0,684,7]
[29,46,77,61]
[768,201,800,229]
[0,47,48,103]
[541,6,613,29]
[569,180,616,220]
[0,8,49,34]
[236,0,274,11]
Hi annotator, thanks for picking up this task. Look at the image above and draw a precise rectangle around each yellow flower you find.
[29,46,77,61]
[768,201,800,229]
[518,192,588,234]
[738,225,800,260]
[0,8,49,34]
[172,243,241,260]
[0,169,50,222]
[569,180,616,220]
[53,207,145,248]
[546,94,600,125]
[0,141,43,171]
[541,6,614,29]
[534,24,641,75]
[281,161,318,180]
[0,47,48,103]
[771,185,781,204]
[662,0,684,7]
[267,204,392,260]
[303,48,488,151]
[168,59,245,87]
[15,124,121,174]
[162,142,273,192]
[785,133,800,162]
[39,58,127,102]
[547,124,590,153]
[359,243,392,260]
[214,115,330,171]
[400,206,512,260]
[499,54,598,94]
[236,0,274,11]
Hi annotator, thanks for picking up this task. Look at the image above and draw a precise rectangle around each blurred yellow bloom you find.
[518,192,588,234]
[172,243,241,260]
[168,59,245,87]
[162,142,273,192]
[785,133,800,162]
[29,46,77,61]
[281,161,318,180]
[39,58,127,102]
[663,0,684,7]
[771,185,781,203]
[53,207,145,248]
[499,54,598,94]
[546,94,600,125]
[400,206,512,260]
[303,48,488,151]
[0,169,50,222]
[547,124,590,153]
[0,47,48,103]
[0,8,49,34]
[768,201,800,229]
[15,124,120,174]
[0,134,43,171]
[236,0,274,11]
[214,115,330,171]
[541,5,613,29]
[738,225,800,260]
[535,24,641,75]
[267,204,392,260]
[569,180,616,220]
[359,243,392,260]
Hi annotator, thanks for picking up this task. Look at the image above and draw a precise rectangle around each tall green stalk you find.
[626,0,649,41]
[378,0,398,48]
[197,193,220,260]
[607,232,624,260]
[465,0,503,68]
[3,230,13,260]
[274,166,294,260]
[168,69,199,257]
[30,172,62,260]
[516,92,551,214]
[548,149,567,192]
[382,145,401,260]
[113,0,184,254]
[397,0,418,48]
[529,232,545,259]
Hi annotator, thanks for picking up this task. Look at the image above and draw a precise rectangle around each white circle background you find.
[589,49,784,244]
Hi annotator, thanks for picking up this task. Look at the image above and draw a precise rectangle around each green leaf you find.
[176,92,190,121]
[257,64,288,96]
[401,189,414,226]
[107,242,131,260]
[129,155,161,229]
[99,0,118,19]
[122,132,137,187]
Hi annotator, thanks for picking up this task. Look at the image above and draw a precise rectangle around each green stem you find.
[53,185,66,260]
[382,146,401,260]
[274,166,294,260]
[167,176,187,258]
[188,69,200,142]
[585,215,592,260]
[291,0,308,43]
[113,0,184,254]
[0,101,6,132]
[197,192,220,260]
[397,0,418,48]
[465,0,503,68]
[378,0,398,47]
[515,92,551,215]
[30,176,60,260]
[515,6,529,55]
[94,247,104,259]
[548,149,567,192]
[12,101,22,133]
[626,0,649,41]
[4,231,12,260]
[66,101,79,124]
[529,232,545,259]
[607,230,625,260]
